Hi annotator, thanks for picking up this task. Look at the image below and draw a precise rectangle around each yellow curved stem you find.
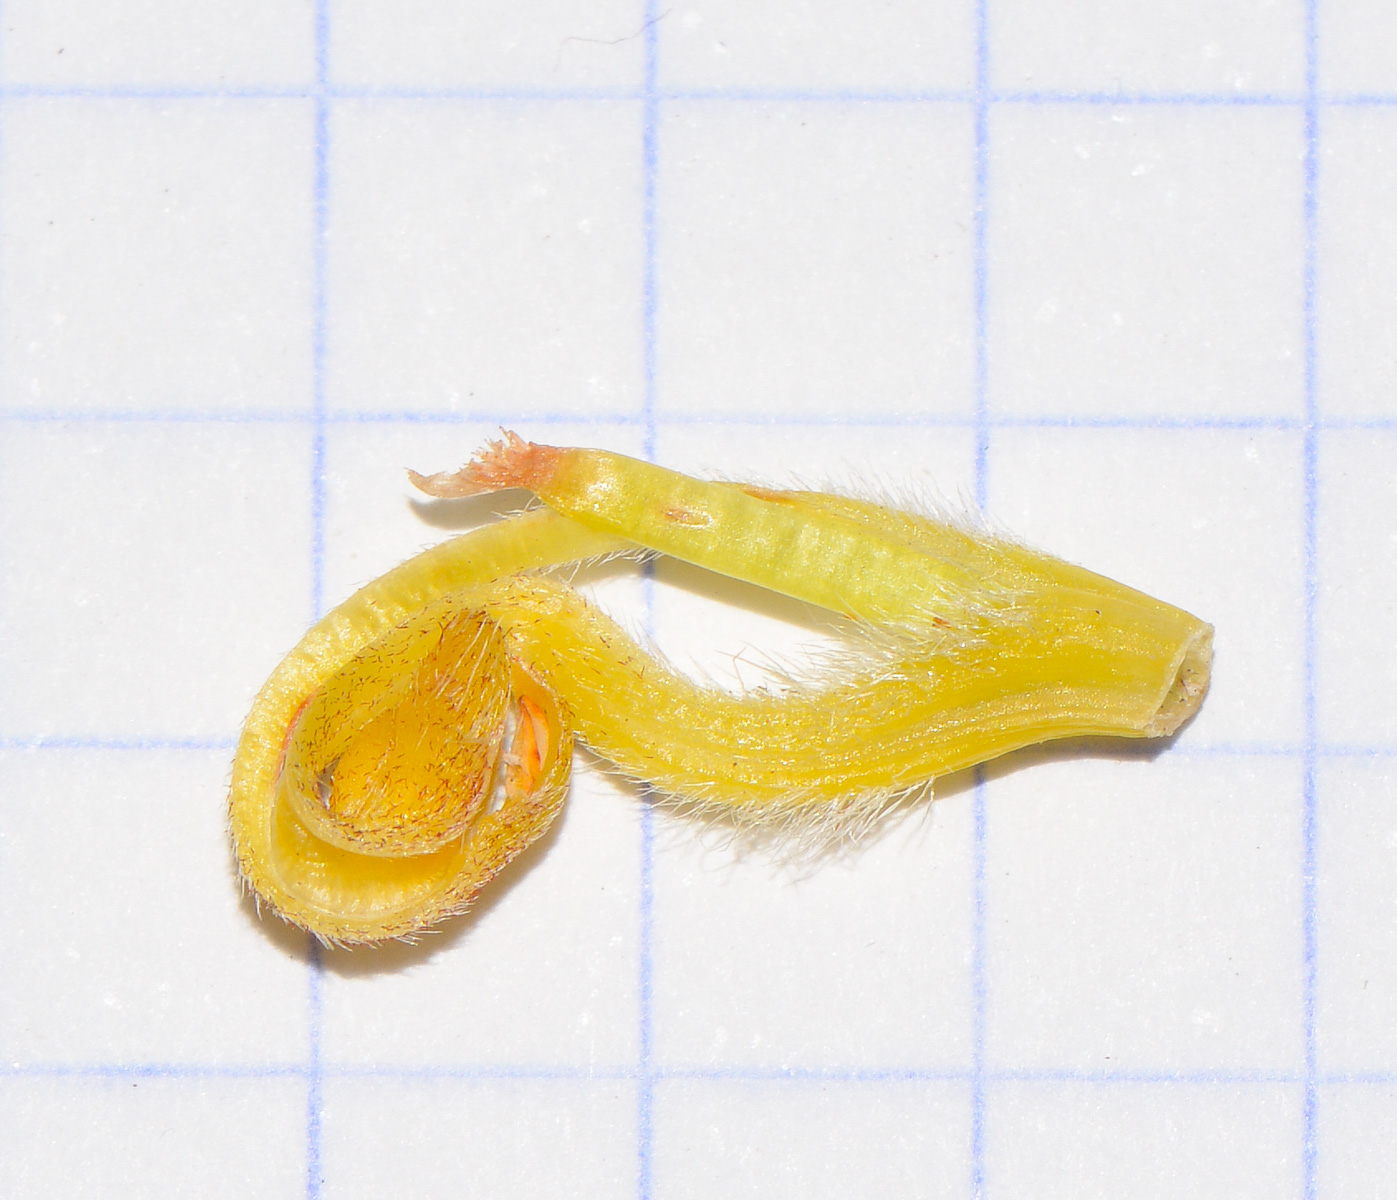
[485,565,1209,824]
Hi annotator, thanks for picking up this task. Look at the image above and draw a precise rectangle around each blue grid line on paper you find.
[310,68,330,626]
[9,1058,1397,1089]
[1319,744,1397,758]
[0,736,239,751]
[0,84,643,103]
[1329,93,1397,106]
[653,86,977,104]
[4,82,1397,109]
[636,5,662,1197]
[11,408,1397,433]
[1300,0,1322,1194]
[0,84,325,100]
[305,941,325,1200]
[969,0,992,1195]
[304,4,331,1198]
[15,409,1397,432]
[970,10,992,508]
[0,409,316,423]
[0,408,644,425]
[995,89,1306,107]
[636,801,657,1200]
[970,766,988,1200]
[2,1062,313,1080]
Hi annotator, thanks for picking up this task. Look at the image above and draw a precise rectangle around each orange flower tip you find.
[408,431,563,498]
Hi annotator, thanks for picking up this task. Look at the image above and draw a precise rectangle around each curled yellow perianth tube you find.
[229,433,1212,945]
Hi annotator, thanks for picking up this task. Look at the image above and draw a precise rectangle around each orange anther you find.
[506,695,550,799]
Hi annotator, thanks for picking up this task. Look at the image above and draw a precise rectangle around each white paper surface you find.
[0,3,1394,1197]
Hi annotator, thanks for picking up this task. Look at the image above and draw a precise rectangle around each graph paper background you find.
[0,1,1394,1196]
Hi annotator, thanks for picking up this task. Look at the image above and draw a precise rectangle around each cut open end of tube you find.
[1144,624,1214,738]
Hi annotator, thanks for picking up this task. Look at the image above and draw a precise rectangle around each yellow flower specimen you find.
[229,434,1212,944]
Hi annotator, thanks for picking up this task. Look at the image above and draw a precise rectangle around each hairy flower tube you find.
[229,434,1212,944]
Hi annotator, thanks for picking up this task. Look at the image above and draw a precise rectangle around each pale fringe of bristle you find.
[238,863,448,949]
[588,747,936,863]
